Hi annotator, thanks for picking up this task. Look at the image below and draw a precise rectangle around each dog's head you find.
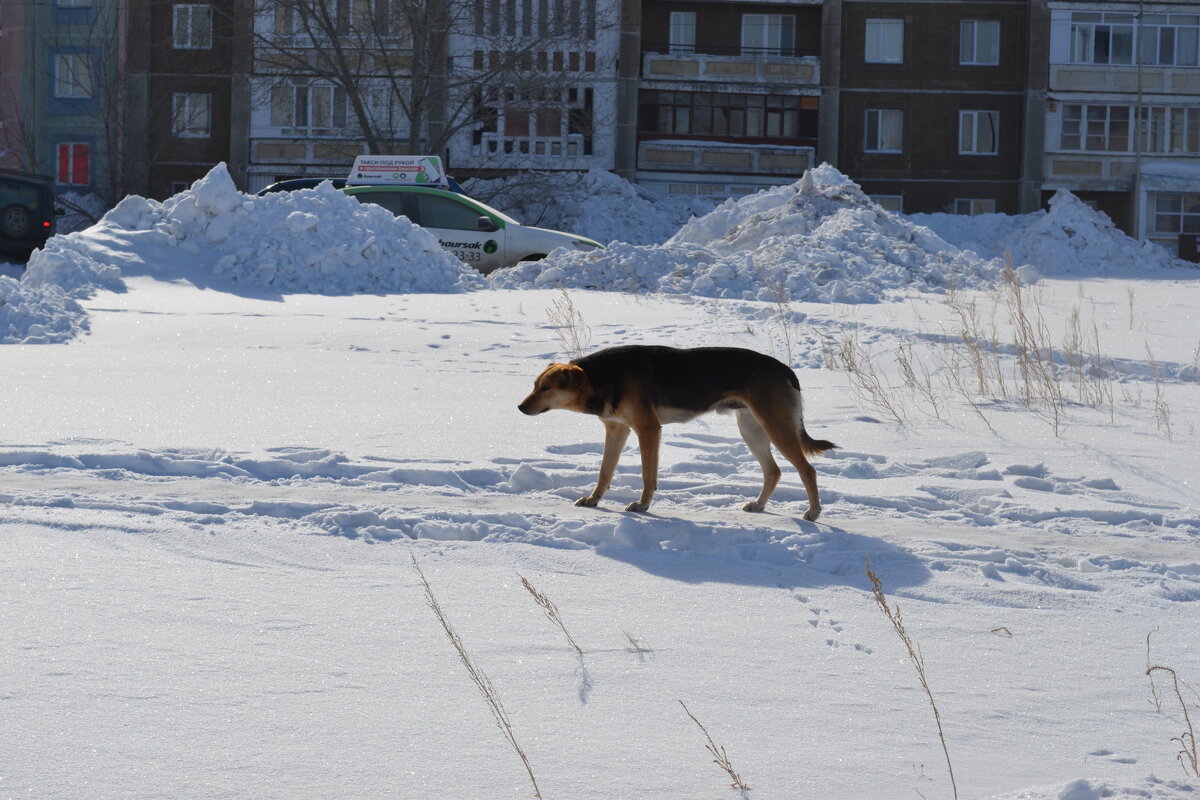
[518,362,588,416]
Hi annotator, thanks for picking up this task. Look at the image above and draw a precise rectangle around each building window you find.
[960,20,1000,65]
[1139,14,1200,66]
[173,4,213,49]
[57,143,90,185]
[54,53,93,99]
[1151,194,1200,235]
[742,14,795,57]
[954,199,996,215]
[669,11,696,54]
[1069,12,1135,65]
[864,108,903,153]
[642,91,809,139]
[1139,106,1200,154]
[865,18,903,63]
[172,93,212,137]
[872,195,903,212]
[270,83,348,133]
[959,110,999,154]
[1060,104,1131,151]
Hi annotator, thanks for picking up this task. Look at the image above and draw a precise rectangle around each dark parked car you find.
[0,169,60,257]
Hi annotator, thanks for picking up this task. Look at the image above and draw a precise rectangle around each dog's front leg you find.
[577,420,630,508]
[625,422,661,512]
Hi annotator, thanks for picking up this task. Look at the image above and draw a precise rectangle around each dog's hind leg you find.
[736,409,781,512]
[751,397,824,522]
[577,420,630,508]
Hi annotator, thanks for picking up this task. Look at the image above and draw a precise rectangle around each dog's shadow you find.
[592,512,930,592]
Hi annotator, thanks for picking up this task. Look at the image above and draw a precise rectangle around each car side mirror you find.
[477,216,499,232]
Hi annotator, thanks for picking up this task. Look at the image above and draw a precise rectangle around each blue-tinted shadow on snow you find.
[592,513,930,592]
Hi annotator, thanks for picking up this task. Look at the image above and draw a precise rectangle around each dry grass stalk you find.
[519,574,583,654]
[836,329,906,424]
[623,630,652,655]
[547,288,591,360]
[1146,630,1199,777]
[1145,345,1174,441]
[867,558,958,800]
[679,700,750,791]
[411,554,543,799]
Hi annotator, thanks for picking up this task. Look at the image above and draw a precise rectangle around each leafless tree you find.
[251,0,614,163]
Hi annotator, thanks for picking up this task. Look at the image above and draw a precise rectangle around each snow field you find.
[2,165,1199,799]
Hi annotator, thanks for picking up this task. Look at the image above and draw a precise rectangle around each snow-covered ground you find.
[3,166,1199,800]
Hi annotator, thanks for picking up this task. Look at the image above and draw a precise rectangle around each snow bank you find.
[91,165,481,293]
[914,189,1192,276]
[492,164,1005,303]
[467,168,718,245]
[2,164,482,343]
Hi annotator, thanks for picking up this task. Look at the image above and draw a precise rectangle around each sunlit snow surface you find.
[3,165,1198,800]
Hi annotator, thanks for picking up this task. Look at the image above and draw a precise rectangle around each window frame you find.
[741,13,796,57]
[269,81,349,134]
[171,92,212,138]
[959,109,999,155]
[1059,103,1132,152]
[173,4,213,49]
[1069,11,1135,65]
[56,142,91,185]
[54,52,94,99]
[1150,193,1200,235]
[960,19,1000,65]
[953,198,997,216]
[865,18,904,64]
[1139,14,1200,66]
[669,10,696,54]
[864,108,903,153]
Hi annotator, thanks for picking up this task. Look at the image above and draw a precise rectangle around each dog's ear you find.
[553,363,587,389]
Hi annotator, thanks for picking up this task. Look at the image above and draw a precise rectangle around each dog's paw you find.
[624,501,650,513]
[575,496,600,508]
[742,501,766,513]
[802,506,822,522]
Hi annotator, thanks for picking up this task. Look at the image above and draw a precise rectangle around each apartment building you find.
[6,0,1199,246]
[128,0,252,198]
[827,0,1040,214]
[3,0,125,198]
[629,0,823,195]
[1044,1,1200,252]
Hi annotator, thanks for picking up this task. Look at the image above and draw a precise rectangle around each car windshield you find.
[458,194,520,227]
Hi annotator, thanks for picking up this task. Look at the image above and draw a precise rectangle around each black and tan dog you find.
[518,345,837,520]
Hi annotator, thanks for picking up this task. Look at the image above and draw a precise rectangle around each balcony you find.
[466,132,594,169]
[638,139,814,175]
[1050,64,1200,94]
[643,52,820,88]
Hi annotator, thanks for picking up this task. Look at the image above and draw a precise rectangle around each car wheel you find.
[1,204,33,239]
[519,253,548,263]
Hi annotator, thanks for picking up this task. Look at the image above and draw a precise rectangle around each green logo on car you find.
[483,240,498,255]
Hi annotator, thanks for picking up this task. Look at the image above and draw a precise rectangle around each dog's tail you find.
[800,429,838,457]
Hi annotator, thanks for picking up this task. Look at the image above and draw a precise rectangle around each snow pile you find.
[88,164,481,293]
[493,164,1005,303]
[0,276,91,344]
[2,164,482,342]
[467,168,719,245]
[914,189,1192,275]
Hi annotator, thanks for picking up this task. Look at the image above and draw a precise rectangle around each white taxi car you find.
[342,183,602,274]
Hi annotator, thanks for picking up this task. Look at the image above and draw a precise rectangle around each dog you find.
[518,345,837,520]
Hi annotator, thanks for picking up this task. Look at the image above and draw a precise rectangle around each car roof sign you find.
[348,155,449,188]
